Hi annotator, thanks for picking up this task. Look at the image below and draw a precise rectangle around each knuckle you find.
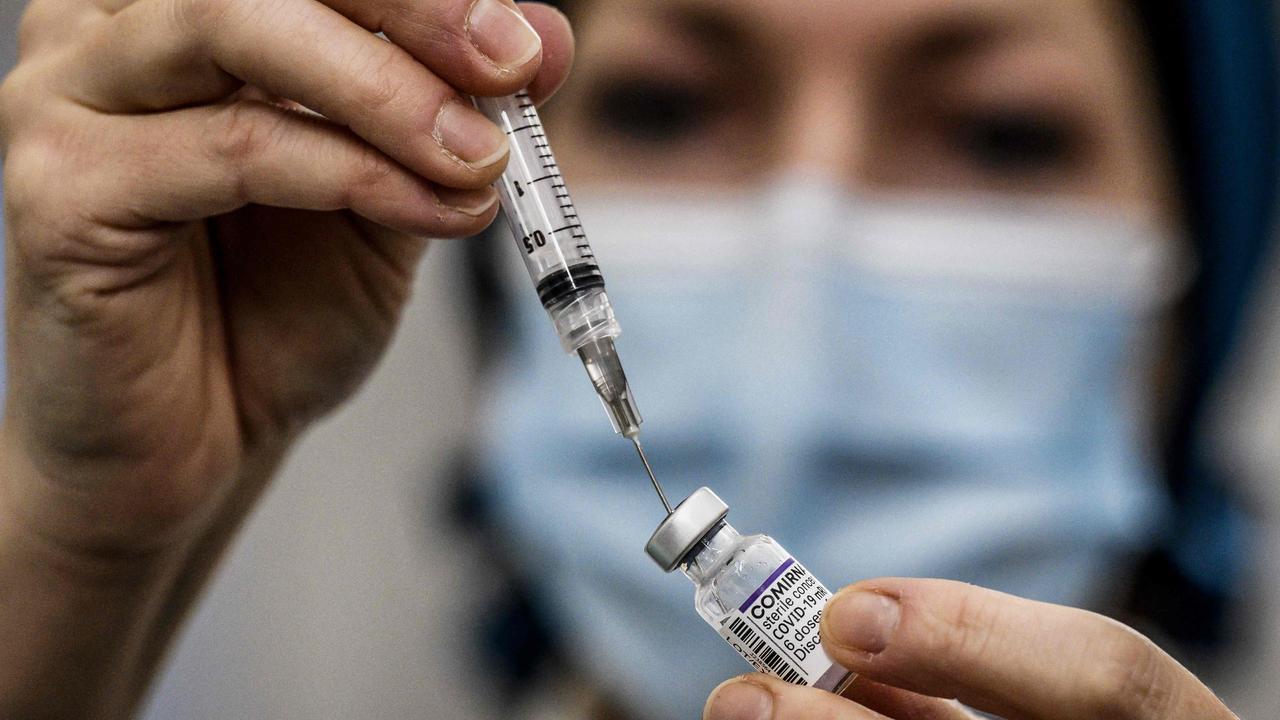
[4,129,78,226]
[346,149,397,196]
[1085,623,1175,719]
[384,0,462,48]
[14,0,80,58]
[18,0,106,59]
[16,2,47,58]
[349,44,415,113]
[929,587,1000,662]
[174,0,235,34]
[0,63,49,144]
[209,100,277,165]
[6,141,106,249]
[2,118,174,278]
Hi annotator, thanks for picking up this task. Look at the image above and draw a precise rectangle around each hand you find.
[704,578,1237,720]
[0,0,572,561]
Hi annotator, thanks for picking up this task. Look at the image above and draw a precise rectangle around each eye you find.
[950,111,1081,176]
[583,76,718,145]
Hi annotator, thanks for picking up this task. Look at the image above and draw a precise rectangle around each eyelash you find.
[583,77,719,144]
[946,111,1082,176]
[579,73,1087,182]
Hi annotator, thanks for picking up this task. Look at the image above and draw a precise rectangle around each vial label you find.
[717,558,846,689]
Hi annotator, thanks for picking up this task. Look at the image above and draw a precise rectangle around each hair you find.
[1126,0,1278,649]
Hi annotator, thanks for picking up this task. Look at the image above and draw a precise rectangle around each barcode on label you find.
[726,617,805,685]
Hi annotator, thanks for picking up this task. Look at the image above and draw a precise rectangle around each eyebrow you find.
[889,6,1032,73]
[653,2,758,61]
[646,0,1035,72]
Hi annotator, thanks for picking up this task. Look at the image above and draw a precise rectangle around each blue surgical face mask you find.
[473,178,1184,720]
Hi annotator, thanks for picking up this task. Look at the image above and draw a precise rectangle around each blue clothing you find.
[1130,0,1279,642]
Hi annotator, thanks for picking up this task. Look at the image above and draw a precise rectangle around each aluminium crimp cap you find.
[645,486,729,572]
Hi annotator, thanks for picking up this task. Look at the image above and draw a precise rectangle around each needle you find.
[631,436,672,514]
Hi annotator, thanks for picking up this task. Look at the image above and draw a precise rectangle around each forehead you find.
[576,0,1130,61]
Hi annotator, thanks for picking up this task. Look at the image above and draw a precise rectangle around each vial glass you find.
[648,489,853,692]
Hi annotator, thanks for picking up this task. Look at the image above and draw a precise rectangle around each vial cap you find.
[645,487,729,572]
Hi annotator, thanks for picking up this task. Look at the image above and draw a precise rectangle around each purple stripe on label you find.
[738,557,796,613]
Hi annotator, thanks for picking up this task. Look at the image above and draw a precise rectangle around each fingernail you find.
[704,680,773,720]
[466,0,542,70]
[826,590,900,654]
[433,100,508,168]
[435,186,497,216]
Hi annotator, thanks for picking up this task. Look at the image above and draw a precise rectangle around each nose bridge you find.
[771,68,868,182]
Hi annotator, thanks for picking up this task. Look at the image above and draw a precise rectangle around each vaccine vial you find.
[646,487,854,692]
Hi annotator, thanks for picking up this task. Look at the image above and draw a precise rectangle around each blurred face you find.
[489,7,1188,714]
[547,0,1175,220]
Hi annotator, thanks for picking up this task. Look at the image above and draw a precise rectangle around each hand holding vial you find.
[703,577,1239,720]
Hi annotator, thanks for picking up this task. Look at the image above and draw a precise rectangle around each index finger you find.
[320,0,572,99]
[53,0,574,187]
[818,578,1234,720]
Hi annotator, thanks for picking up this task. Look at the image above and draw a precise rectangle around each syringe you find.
[474,91,672,514]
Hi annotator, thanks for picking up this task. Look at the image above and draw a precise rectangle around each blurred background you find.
[1,1,1279,718]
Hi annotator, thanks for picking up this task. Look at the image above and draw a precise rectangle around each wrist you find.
[0,427,289,720]
[0,456,183,720]
[0,427,189,585]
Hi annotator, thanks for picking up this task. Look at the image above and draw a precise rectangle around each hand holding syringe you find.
[474,92,672,514]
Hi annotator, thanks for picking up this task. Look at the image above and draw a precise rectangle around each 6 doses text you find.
[742,565,830,661]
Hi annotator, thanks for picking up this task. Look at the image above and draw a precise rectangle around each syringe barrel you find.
[473,92,622,353]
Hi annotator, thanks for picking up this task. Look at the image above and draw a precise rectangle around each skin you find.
[0,0,1240,719]
[0,0,571,717]
[702,579,1237,720]
[550,0,1174,213]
